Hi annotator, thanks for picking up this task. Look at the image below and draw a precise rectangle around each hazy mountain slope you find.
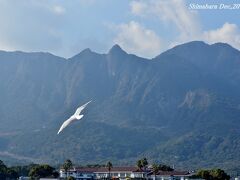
[0,42,240,171]
[0,51,66,131]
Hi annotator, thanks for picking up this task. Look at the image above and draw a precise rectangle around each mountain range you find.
[0,41,240,172]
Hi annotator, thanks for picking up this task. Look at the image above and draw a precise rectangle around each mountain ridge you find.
[1,40,239,61]
[0,41,240,173]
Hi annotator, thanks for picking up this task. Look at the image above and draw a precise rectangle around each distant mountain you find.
[0,41,240,172]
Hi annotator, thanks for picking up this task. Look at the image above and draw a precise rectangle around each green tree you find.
[197,169,230,180]
[137,159,143,170]
[6,168,19,179]
[67,176,75,180]
[63,159,73,178]
[11,164,37,177]
[210,169,230,180]
[142,158,148,170]
[197,170,211,179]
[0,160,7,179]
[28,164,55,179]
[52,170,59,178]
[106,161,113,179]
[0,160,19,180]
[136,157,148,170]
[158,164,174,171]
[152,163,159,180]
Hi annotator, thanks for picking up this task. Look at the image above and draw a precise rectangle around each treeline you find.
[0,158,232,180]
[0,160,18,179]
[135,158,230,180]
[0,160,59,179]
[194,169,230,180]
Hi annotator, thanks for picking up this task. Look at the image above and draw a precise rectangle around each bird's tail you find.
[76,114,84,120]
[57,130,61,134]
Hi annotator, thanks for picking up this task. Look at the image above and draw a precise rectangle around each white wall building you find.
[59,166,196,180]
[147,170,194,180]
[59,166,146,179]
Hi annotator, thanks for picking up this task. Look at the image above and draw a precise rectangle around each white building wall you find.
[60,169,145,179]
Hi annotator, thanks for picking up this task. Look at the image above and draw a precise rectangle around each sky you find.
[0,0,239,58]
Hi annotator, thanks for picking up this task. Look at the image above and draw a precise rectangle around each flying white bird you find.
[57,101,91,134]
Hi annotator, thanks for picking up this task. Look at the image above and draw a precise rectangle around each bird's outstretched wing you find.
[57,116,76,134]
[57,100,91,134]
[74,100,92,116]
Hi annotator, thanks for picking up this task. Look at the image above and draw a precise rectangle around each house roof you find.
[148,170,190,176]
[73,167,146,173]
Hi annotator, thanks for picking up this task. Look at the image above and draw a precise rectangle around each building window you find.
[113,173,118,177]
[120,173,125,177]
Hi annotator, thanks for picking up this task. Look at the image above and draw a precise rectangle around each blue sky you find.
[0,0,239,58]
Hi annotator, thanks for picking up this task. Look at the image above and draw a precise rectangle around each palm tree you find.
[63,159,73,179]
[152,163,159,180]
[106,161,113,179]
[136,158,148,170]
[143,158,148,169]
[136,158,148,178]
[137,159,143,170]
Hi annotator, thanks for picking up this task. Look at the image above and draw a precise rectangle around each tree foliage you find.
[62,159,73,178]
[11,164,38,177]
[137,160,143,170]
[28,164,57,179]
[106,161,113,179]
[152,163,159,174]
[136,157,148,170]
[67,176,76,180]
[158,164,174,171]
[106,161,113,171]
[197,169,230,180]
[150,162,174,179]
[0,160,19,180]
[63,159,73,172]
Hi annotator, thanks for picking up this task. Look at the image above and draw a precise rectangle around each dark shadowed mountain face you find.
[0,41,240,171]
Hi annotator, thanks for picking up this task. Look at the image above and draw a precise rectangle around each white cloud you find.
[130,0,201,40]
[130,1,148,17]
[114,21,162,58]
[129,0,240,52]
[128,0,202,54]
[203,23,240,49]
[52,5,66,15]
[0,1,64,55]
[169,23,240,51]
[23,2,67,16]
